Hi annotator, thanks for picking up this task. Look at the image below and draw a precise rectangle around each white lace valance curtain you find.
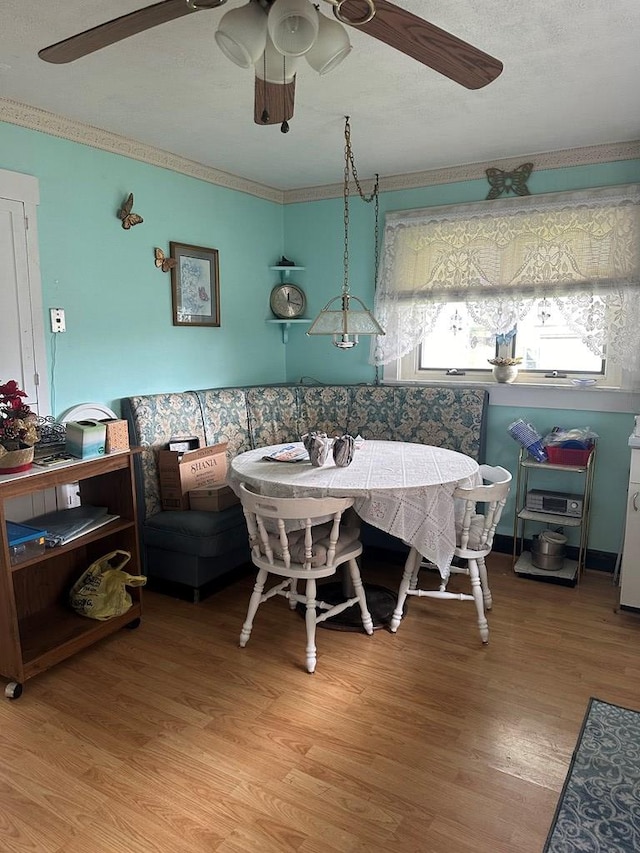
[371,184,640,369]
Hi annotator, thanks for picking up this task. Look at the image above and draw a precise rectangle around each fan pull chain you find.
[280,55,289,133]
[261,51,269,124]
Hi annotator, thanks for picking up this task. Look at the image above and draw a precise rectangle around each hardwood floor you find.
[2,553,640,853]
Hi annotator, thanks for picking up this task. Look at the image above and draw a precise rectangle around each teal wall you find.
[0,121,287,416]
[282,157,640,554]
[283,159,640,382]
[2,117,639,556]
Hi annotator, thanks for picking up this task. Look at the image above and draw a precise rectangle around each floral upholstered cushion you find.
[196,388,253,458]
[124,391,207,519]
[123,384,488,522]
[297,386,350,438]
[347,386,396,440]
[246,386,300,448]
[393,387,487,458]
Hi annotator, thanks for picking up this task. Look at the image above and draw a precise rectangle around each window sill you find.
[384,378,640,413]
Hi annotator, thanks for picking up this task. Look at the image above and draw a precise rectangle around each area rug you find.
[544,697,640,852]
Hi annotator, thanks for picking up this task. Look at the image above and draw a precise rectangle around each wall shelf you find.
[266,318,311,343]
[268,262,307,342]
[270,265,305,281]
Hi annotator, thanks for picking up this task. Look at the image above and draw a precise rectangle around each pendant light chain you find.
[342,119,351,298]
[307,116,384,349]
[342,116,380,297]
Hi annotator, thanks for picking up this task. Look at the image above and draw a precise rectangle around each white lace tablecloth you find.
[229,440,479,577]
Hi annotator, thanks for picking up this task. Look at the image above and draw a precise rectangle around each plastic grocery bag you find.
[542,426,599,447]
[69,550,146,620]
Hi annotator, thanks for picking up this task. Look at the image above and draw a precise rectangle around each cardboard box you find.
[65,420,106,459]
[189,483,239,512]
[101,419,130,453]
[158,442,228,511]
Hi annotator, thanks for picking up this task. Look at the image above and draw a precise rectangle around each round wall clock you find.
[269,283,306,319]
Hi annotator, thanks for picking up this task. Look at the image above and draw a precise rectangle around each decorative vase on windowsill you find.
[488,357,522,384]
[0,380,40,474]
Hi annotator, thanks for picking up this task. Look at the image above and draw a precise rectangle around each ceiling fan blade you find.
[340,0,502,89]
[254,77,296,126]
[38,0,225,64]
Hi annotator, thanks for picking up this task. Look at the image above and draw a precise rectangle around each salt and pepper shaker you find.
[333,434,355,467]
[302,431,357,467]
[302,432,331,467]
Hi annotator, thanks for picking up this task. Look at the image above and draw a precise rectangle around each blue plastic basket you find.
[508,420,548,462]
[525,440,548,462]
[7,521,47,546]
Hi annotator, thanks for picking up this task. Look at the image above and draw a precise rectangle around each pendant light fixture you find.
[307,116,385,349]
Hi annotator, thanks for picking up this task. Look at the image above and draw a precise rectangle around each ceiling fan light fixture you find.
[214,0,268,69]
[255,34,300,82]
[305,13,351,75]
[267,0,319,57]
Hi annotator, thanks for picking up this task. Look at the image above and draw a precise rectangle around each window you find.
[371,184,640,388]
[417,303,496,371]
[412,297,605,379]
[516,301,603,375]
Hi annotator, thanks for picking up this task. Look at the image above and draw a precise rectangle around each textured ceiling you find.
[1,0,639,191]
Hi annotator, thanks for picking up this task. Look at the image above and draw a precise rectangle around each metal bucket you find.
[531,531,567,571]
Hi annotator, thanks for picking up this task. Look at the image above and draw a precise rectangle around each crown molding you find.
[1,98,638,206]
[0,98,284,204]
[283,140,640,204]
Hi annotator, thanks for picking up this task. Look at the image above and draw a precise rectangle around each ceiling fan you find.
[38,0,503,131]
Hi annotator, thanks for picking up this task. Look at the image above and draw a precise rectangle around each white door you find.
[0,169,53,519]
[0,169,48,414]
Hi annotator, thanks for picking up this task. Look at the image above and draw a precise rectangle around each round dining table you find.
[229,439,480,628]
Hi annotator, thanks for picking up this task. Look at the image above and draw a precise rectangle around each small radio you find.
[525,489,583,517]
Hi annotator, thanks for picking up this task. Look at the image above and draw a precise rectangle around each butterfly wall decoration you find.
[118,192,143,229]
[154,247,176,273]
[485,163,534,200]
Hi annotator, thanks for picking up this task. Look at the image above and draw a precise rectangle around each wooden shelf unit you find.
[0,450,142,697]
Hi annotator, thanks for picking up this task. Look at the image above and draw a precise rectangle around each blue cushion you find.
[143,506,247,557]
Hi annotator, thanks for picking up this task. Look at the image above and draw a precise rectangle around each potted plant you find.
[0,380,40,473]
[488,356,523,384]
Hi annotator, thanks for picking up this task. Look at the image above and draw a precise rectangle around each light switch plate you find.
[50,308,66,333]
[56,482,81,508]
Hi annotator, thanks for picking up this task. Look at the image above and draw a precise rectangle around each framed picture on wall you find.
[170,242,220,327]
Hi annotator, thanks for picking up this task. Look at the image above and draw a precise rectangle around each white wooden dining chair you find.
[238,483,374,673]
[390,465,512,644]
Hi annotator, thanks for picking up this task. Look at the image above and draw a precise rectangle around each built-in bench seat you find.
[122,384,488,600]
